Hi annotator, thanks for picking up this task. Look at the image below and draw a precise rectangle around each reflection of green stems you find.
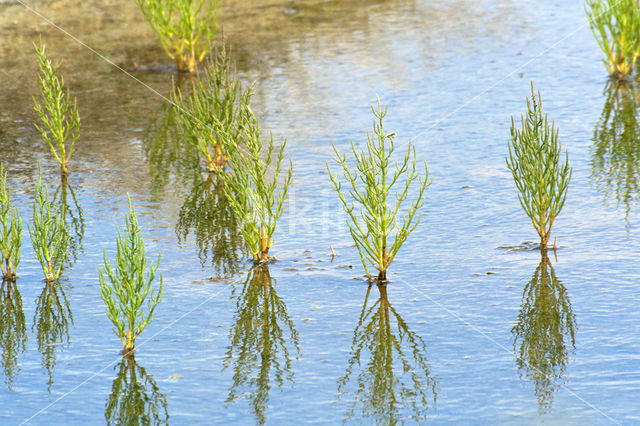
[176,172,243,276]
[0,279,27,389]
[338,284,436,423]
[33,279,73,391]
[32,40,80,176]
[0,164,22,280]
[224,265,299,425]
[144,100,200,197]
[99,195,163,353]
[512,250,576,413]
[506,83,572,248]
[105,354,169,425]
[29,168,69,282]
[53,177,85,264]
[328,97,430,281]
[592,80,640,224]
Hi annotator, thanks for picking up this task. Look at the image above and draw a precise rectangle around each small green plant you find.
[328,97,430,282]
[33,40,80,176]
[222,109,293,263]
[99,195,163,354]
[0,164,22,280]
[136,0,219,73]
[586,0,640,79]
[174,46,251,172]
[28,169,69,282]
[506,83,572,249]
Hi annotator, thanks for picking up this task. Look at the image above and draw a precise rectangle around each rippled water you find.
[1,0,640,424]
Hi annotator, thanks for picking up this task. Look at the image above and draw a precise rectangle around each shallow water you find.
[1,0,640,424]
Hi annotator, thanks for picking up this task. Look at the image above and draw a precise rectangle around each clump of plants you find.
[174,46,251,172]
[586,0,640,79]
[0,164,22,280]
[222,108,293,263]
[99,196,163,354]
[29,169,69,282]
[33,40,80,176]
[328,97,430,282]
[136,0,219,73]
[506,83,572,249]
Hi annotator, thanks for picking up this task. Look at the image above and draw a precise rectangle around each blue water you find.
[1,0,639,424]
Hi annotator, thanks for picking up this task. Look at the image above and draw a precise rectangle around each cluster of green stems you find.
[136,0,219,73]
[506,83,572,249]
[99,196,163,354]
[328,97,429,281]
[586,0,640,79]
[33,40,80,176]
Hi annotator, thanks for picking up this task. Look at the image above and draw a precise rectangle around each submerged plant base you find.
[251,256,277,266]
[498,241,561,252]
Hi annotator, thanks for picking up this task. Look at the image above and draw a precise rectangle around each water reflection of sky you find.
[0,0,639,423]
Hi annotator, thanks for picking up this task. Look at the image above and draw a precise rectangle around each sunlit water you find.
[1,0,639,424]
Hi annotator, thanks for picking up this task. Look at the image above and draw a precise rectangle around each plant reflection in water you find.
[53,176,84,264]
[105,354,169,425]
[33,279,73,391]
[176,172,243,277]
[338,283,437,424]
[143,100,199,199]
[512,250,576,413]
[0,278,27,389]
[224,265,300,424]
[592,79,640,225]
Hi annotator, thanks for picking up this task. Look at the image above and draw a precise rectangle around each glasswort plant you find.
[174,46,251,173]
[222,108,293,263]
[136,0,219,73]
[0,164,22,280]
[328,97,430,282]
[29,169,69,282]
[506,83,572,249]
[586,0,640,79]
[33,40,80,176]
[99,196,163,354]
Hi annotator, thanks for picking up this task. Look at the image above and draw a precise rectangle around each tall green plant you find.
[28,169,69,282]
[33,40,80,176]
[174,46,251,172]
[137,0,219,73]
[586,0,640,79]
[506,83,572,249]
[328,97,430,282]
[0,164,22,280]
[222,109,293,263]
[99,196,163,354]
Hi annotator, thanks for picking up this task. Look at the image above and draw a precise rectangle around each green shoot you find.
[222,108,293,263]
[328,97,430,282]
[99,195,163,354]
[586,0,640,79]
[506,83,572,249]
[136,0,219,73]
[33,40,80,176]
[174,46,251,172]
[0,164,22,280]
[28,168,69,282]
